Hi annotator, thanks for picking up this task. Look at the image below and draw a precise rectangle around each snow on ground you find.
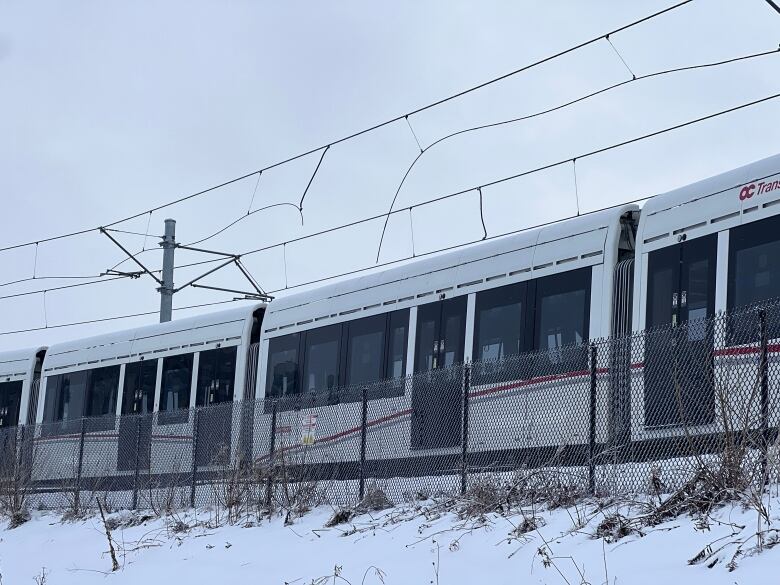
[1,498,779,584]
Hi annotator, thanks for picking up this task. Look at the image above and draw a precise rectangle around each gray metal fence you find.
[2,301,780,514]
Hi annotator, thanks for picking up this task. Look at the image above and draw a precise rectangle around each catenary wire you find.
[108,45,780,270]
[374,46,780,261]
[228,90,780,268]
[0,299,250,337]
[0,1,694,256]
[4,86,779,307]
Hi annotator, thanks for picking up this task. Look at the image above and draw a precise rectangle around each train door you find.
[195,346,237,466]
[0,380,23,429]
[411,296,467,450]
[644,234,716,427]
[0,381,23,460]
[117,360,156,471]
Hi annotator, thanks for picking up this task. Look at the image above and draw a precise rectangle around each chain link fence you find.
[2,302,779,516]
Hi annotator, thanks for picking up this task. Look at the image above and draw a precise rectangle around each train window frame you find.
[84,365,120,431]
[727,214,780,345]
[196,345,238,407]
[265,333,301,401]
[158,353,194,425]
[121,359,157,416]
[472,282,529,385]
[345,313,386,388]
[42,366,121,435]
[0,380,24,429]
[530,267,592,377]
[301,323,343,396]
[265,308,410,412]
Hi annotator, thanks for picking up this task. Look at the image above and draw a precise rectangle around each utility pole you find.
[159,218,176,322]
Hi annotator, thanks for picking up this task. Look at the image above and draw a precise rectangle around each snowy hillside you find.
[2,494,779,585]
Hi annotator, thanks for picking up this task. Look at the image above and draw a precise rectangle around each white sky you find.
[1,0,779,352]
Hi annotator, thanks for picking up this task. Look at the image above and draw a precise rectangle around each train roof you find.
[637,153,780,247]
[42,303,264,372]
[0,346,46,379]
[265,204,637,330]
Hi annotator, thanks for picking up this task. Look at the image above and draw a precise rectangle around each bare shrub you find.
[0,431,34,528]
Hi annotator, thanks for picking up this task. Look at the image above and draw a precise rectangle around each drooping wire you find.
[255,92,780,290]
[0,1,695,256]
[606,34,636,79]
[247,171,263,215]
[409,208,416,258]
[573,159,581,216]
[298,146,330,215]
[372,47,780,262]
[5,88,780,307]
[32,243,38,279]
[405,115,424,153]
[477,188,488,240]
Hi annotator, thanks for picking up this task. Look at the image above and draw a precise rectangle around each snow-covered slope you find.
[2,499,778,584]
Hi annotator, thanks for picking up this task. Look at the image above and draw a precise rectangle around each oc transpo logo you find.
[739,178,780,201]
[739,184,755,201]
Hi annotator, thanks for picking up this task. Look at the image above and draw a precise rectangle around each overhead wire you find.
[228,88,780,272]
[0,1,695,256]
[374,46,780,260]
[0,299,250,337]
[2,72,778,310]
[264,161,780,296]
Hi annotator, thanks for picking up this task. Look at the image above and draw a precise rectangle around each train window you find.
[473,283,527,383]
[0,380,23,429]
[42,370,88,435]
[84,365,120,430]
[122,360,157,415]
[386,309,409,380]
[728,214,780,343]
[196,346,237,407]
[266,333,300,399]
[346,314,385,386]
[302,324,342,394]
[159,353,193,425]
[533,268,591,375]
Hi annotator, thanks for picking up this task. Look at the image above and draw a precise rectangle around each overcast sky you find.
[1,0,779,352]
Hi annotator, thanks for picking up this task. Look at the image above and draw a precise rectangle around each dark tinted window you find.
[474,283,526,362]
[44,370,88,425]
[159,353,193,424]
[346,315,385,386]
[386,310,408,379]
[533,268,591,375]
[84,365,120,429]
[266,333,300,398]
[0,380,23,429]
[302,324,342,393]
[728,215,780,343]
[122,359,157,415]
[196,346,238,406]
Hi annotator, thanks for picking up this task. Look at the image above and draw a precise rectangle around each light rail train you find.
[1,153,780,487]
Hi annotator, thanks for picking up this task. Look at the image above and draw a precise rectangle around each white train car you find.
[254,204,639,474]
[631,153,780,451]
[0,347,46,432]
[30,304,264,489]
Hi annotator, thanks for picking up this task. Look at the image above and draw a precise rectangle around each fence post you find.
[265,400,278,509]
[190,409,199,508]
[131,416,142,509]
[74,417,86,515]
[588,343,597,495]
[358,387,368,501]
[759,309,769,484]
[461,363,471,495]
